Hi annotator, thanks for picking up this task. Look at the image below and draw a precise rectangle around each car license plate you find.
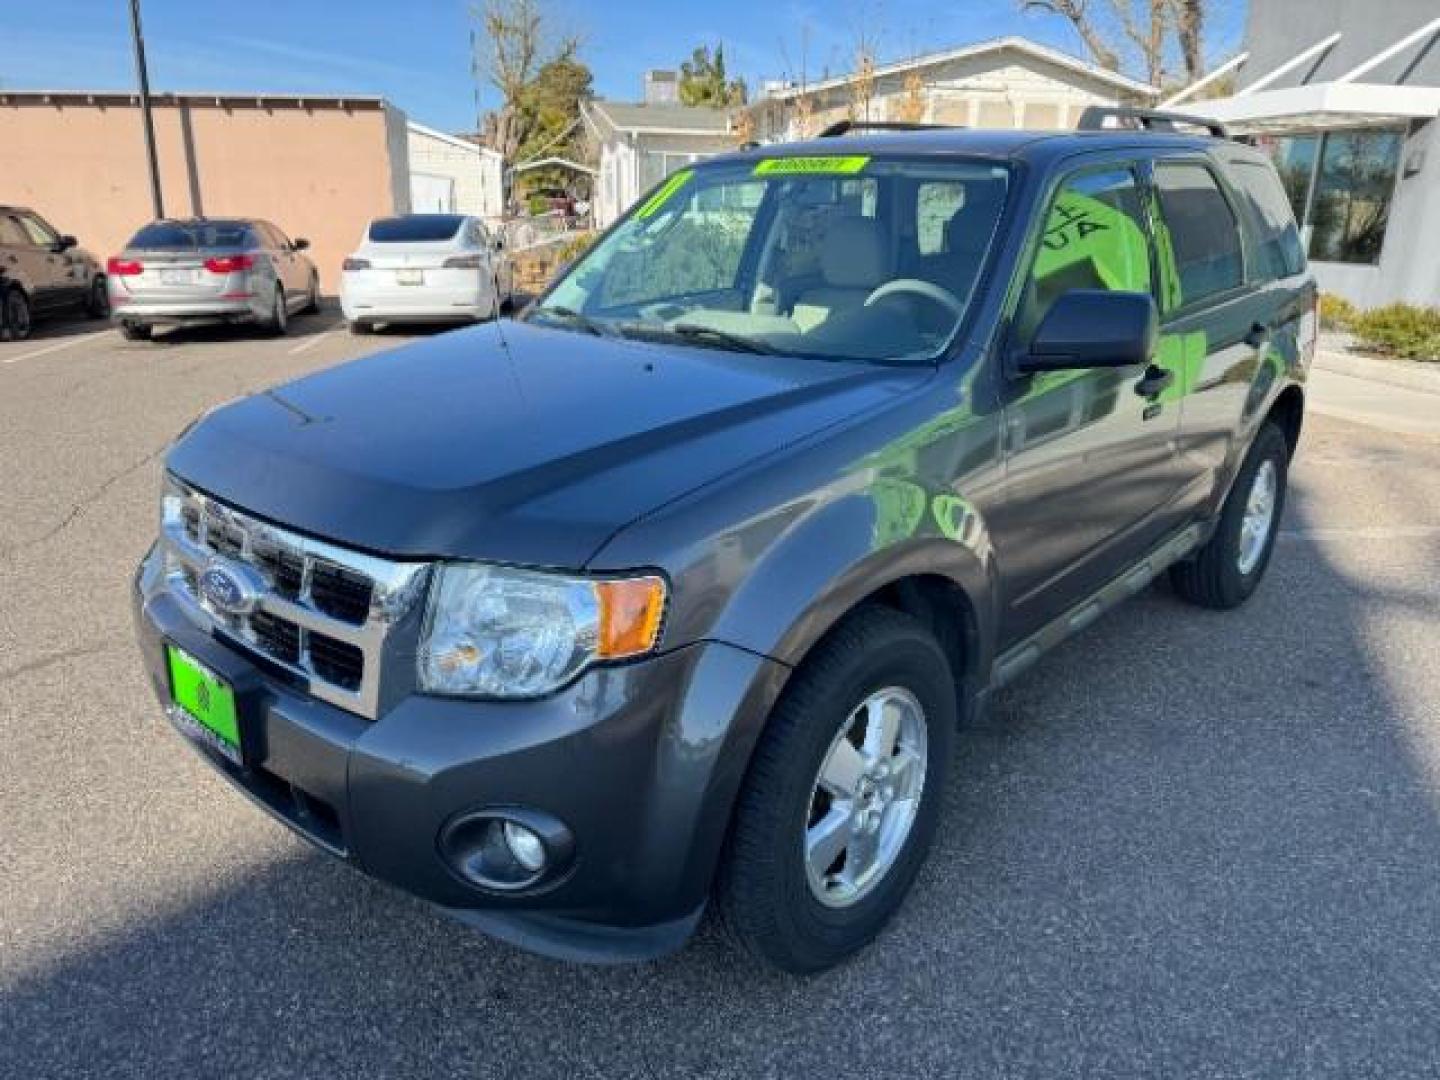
[160,268,197,286]
[396,269,423,286]
[166,645,241,763]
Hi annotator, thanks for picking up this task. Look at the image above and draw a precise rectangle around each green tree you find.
[678,44,747,107]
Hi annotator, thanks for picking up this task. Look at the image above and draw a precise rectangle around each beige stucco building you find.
[0,90,484,292]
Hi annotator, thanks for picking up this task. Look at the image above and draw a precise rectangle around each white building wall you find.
[405,124,504,220]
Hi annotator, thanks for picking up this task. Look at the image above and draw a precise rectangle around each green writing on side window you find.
[753,156,871,177]
[635,170,694,219]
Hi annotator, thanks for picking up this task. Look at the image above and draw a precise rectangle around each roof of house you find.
[582,100,733,136]
[763,36,1157,100]
[407,120,503,158]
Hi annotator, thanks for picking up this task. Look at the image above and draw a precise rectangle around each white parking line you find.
[287,331,336,356]
[1,330,111,365]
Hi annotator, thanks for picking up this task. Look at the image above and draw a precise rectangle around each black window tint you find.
[1154,163,1243,308]
[127,221,255,250]
[368,215,465,242]
[1228,161,1306,280]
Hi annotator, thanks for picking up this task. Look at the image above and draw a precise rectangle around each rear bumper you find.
[133,544,788,962]
[111,297,265,326]
[340,278,495,324]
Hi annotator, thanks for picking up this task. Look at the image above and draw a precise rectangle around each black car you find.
[134,110,1315,973]
[0,205,108,340]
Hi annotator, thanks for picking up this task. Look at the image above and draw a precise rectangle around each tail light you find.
[342,257,371,272]
[203,253,256,274]
[107,256,143,276]
[443,254,484,269]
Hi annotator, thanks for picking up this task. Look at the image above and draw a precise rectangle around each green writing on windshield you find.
[635,170,693,219]
[753,155,871,177]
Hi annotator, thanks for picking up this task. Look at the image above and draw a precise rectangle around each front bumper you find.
[134,545,787,962]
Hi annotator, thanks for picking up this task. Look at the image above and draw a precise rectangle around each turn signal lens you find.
[596,577,667,658]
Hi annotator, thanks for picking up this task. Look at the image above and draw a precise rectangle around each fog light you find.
[502,821,546,873]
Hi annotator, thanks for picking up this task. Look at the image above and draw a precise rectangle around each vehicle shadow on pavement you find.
[5,493,1440,1078]
[142,306,343,346]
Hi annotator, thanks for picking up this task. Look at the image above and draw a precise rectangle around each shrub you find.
[1318,292,1358,331]
[1350,303,1440,362]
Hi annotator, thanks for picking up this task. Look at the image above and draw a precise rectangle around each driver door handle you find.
[1244,321,1270,348]
[1134,364,1174,399]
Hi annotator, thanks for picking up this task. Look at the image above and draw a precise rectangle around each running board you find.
[991,524,1204,689]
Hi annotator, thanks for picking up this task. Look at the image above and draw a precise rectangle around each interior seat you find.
[790,217,887,332]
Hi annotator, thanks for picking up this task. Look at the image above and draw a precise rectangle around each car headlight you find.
[417,563,667,698]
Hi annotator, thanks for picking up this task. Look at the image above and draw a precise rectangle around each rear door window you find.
[1226,160,1306,280]
[1152,163,1244,309]
[0,215,30,246]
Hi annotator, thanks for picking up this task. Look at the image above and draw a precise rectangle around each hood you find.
[167,320,923,567]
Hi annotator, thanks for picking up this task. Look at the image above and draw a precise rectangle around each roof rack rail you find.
[817,120,962,138]
[1076,106,1229,140]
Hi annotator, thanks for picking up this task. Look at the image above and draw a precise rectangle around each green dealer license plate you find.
[166,645,241,764]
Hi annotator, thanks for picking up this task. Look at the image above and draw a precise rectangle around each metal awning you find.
[1202,82,1440,132]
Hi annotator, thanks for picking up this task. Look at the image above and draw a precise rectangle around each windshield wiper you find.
[529,304,616,338]
[668,323,780,355]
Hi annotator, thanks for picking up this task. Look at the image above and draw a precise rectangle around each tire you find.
[347,319,373,335]
[715,606,956,974]
[266,286,288,336]
[119,321,152,342]
[302,274,320,314]
[86,276,111,319]
[1,287,34,342]
[1170,422,1289,610]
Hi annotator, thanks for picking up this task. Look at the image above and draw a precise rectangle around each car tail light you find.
[203,253,256,274]
[107,256,143,276]
[442,254,484,269]
[342,257,371,272]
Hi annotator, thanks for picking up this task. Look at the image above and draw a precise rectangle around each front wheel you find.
[715,606,956,974]
[1171,422,1289,609]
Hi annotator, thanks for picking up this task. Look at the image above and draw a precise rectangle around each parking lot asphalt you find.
[3,312,1440,1079]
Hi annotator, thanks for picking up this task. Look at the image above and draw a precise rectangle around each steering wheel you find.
[863,279,965,320]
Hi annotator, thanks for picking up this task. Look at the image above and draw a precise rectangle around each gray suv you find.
[134,112,1315,973]
[0,206,108,340]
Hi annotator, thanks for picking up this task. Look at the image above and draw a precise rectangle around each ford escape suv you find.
[134,110,1315,973]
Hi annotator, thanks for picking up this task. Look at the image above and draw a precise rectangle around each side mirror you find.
[1017,289,1157,373]
[56,235,78,252]
[292,238,310,251]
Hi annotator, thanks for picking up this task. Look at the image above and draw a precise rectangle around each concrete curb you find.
[1314,349,1440,397]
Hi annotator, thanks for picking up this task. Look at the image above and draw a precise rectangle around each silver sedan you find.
[108,217,319,340]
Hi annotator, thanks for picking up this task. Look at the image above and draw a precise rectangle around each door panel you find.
[11,213,69,310]
[992,165,1184,645]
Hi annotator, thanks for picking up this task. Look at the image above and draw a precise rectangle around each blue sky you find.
[3,0,1247,133]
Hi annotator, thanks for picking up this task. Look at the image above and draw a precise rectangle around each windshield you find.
[127,220,256,251]
[368,215,465,243]
[534,155,1010,363]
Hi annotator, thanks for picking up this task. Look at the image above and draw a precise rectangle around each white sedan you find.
[340,214,514,332]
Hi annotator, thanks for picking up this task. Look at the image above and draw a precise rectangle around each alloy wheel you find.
[1237,459,1278,575]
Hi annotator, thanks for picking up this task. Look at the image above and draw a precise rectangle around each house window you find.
[1255,128,1404,266]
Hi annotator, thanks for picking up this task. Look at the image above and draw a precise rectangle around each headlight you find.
[417,564,667,698]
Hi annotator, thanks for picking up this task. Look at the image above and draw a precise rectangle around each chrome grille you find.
[161,478,429,718]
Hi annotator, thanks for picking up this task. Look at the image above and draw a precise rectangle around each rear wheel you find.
[118,321,152,342]
[716,606,955,973]
[1171,422,1289,609]
[2,287,33,341]
[266,286,288,336]
[86,276,110,319]
[347,319,373,335]
[302,273,320,314]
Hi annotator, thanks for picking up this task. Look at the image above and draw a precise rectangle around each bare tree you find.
[1170,0,1204,83]
[894,71,926,123]
[1021,0,1120,71]
[1109,0,1168,86]
[472,0,578,161]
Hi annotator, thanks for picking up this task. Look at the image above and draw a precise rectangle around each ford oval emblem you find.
[198,559,264,616]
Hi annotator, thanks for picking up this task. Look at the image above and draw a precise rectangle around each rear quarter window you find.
[1225,160,1307,280]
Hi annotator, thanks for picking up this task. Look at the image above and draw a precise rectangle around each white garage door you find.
[411,173,456,213]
